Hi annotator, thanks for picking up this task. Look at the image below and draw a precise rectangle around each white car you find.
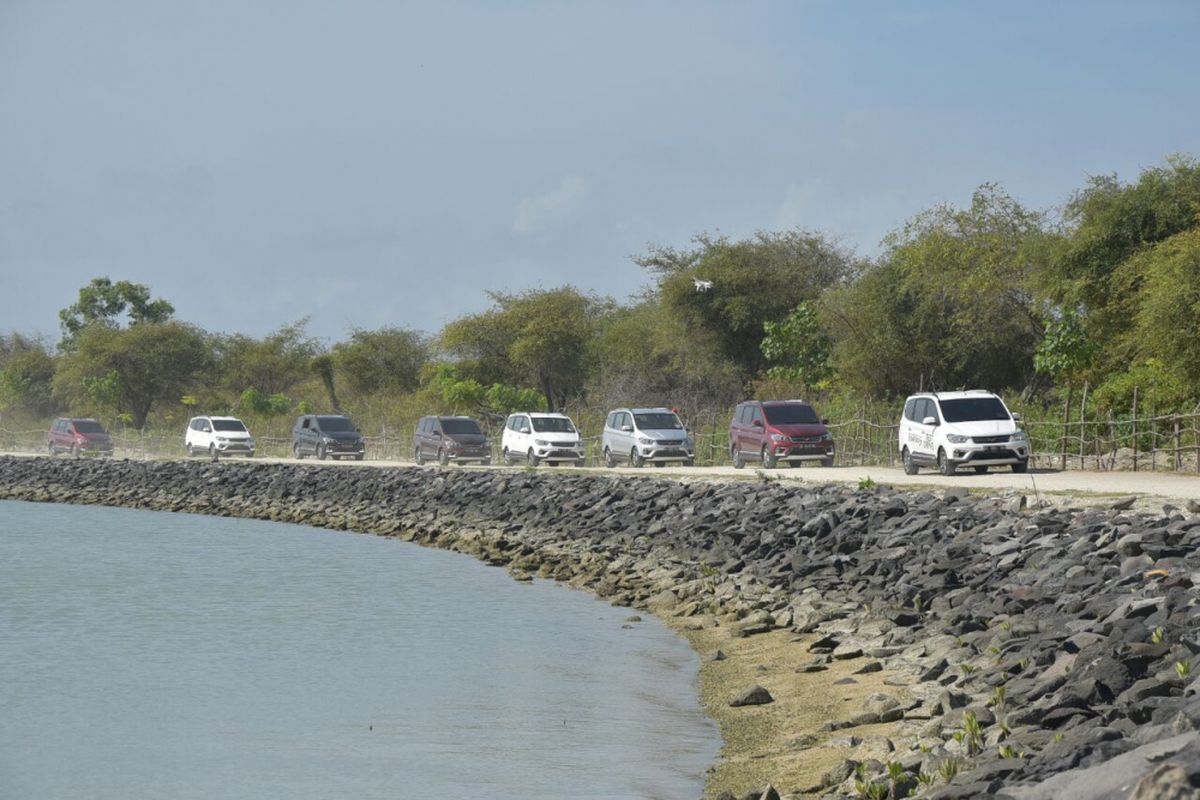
[186,415,256,459]
[501,412,585,466]
[898,390,1028,475]
[601,407,694,467]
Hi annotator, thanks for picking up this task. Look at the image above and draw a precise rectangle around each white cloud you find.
[512,175,589,236]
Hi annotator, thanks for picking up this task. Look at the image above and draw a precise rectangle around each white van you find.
[898,390,1028,475]
[500,412,585,466]
[601,407,694,467]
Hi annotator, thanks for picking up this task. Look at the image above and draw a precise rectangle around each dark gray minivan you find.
[292,414,365,460]
[414,416,491,466]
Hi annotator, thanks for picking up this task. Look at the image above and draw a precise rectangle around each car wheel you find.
[502,448,512,466]
[821,457,834,468]
[415,446,425,465]
[902,447,918,475]
[683,458,695,467]
[575,459,586,468]
[631,448,644,468]
[317,442,327,461]
[47,441,56,456]
[732,446,746,469]
[974,466,988,474]
[1012,459,1028,473]
[527,448,539,467]
[438,448,449,466]
[761,446,777,469]
[209,443,219,462]
[603,448,616,468]
[482,458,492,466]
[937,448,955,476]
[71,443,80,458]
[293,441,304,460]
[355,453,364,461]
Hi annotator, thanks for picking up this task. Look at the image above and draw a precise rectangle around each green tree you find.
[440,287,609,411]
[212,321,321,397]
[760,302,833,388]
[54,322,210,429]
[1117,227,1200,386]
[635,229,857,375]
[0,334,59,417]
[59,277,175,349]
[823,185,1056,395]
[333,326,429,394]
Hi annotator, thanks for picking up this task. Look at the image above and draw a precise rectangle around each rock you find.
[729,685,774,707]
[1187,499,1200,514]
[1130,763,1200,800]
[624,614,642,622]
[710,649,727,662]
[1111,495,1138,511]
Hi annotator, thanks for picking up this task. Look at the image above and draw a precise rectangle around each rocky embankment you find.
[4,456,1200,799]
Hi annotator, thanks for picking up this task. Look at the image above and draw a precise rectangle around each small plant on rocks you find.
[989,685,1007,711]
[962,710,984,756]
[916,772,936,789]
[1151,626,1166,644]
[937,757,961,783]
[1176,659,1193,680]
[858,476,877,490]
[999,744,1022,759]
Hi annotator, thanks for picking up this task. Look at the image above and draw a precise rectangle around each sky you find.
[2,1,1198,344]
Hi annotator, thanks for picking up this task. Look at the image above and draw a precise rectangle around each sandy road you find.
[14,449,1200,506]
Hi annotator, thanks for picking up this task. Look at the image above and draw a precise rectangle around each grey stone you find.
[729,685,774,707]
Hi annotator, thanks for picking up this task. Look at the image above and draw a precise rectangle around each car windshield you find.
[72,420,106,433]
[442,419,482,435]
[212,419,247,432]
[317,416,356,432]
[764,404,819,425]
[531,417,575,433]
[634,413,682,430]
[940,397,1011,423]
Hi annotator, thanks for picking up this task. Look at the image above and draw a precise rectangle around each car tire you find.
[209,443,219,462]
[821,457,834,468]
[575,459,586,468]
[415,446,425,465]
[71,443,80,458]
[732,446,745,469]
[528,449,539,467]
[937,448,956,476]
[683,458,695,467]
[293,441,304,460]
[974,466,988,474]
[355,453,364,461]
[482,458,492,466]
[1012,459,1028,473]
[47,441,56,456]
[502,448,512,466]
[902,447,918,475]
[438,448,449,466]
[604,448,616,468]
[317,442,327,461]
[631,448,644,468]
[761,446,776,469]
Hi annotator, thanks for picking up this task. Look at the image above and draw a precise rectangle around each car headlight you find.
[682,437,693,447]
[1011,431,1028,443]
[819,432,833,441]
[946,434,969,444]
[769,433,787,442]
[216,436,228,442]
[637,436,654,445]
[535,439,549,446]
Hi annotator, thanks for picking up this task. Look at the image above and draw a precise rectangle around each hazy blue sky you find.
[2,1,1197,343]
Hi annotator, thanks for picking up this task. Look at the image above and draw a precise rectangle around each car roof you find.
[526,412,570,418]
[204,415,245,421]
[741,399,812,406]
[629,407,672,414]
[908,390,998,401]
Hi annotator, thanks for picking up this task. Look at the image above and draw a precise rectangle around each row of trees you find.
[2,154,1199,435]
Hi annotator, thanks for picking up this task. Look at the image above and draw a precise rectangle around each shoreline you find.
[4,457,1200,798]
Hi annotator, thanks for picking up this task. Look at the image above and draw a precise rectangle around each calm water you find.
[0,500,719,800]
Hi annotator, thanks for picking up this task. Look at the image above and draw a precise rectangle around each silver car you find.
[602,407,695,467]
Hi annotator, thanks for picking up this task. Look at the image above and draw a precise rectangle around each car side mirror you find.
[752,419,764,428]
[821,418,829,425]
[921,416,937,426]
[621,425,633,432]
[1011,412,1022,421]
[432,431,441,437]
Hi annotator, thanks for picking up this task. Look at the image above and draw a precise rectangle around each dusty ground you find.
[665,617,909,799]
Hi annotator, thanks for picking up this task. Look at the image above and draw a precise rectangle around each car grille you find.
[791,435,824,443]
[547,449,580,458]
[972,435,1010,444]
[331,441,362,451]
[964,448,1019,461]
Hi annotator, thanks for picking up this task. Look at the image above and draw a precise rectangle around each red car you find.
[47,418,114,457]
[729,400,834,468]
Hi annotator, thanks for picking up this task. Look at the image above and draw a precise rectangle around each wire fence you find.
[6,405,1200,472]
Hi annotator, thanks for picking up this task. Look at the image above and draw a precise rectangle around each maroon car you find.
[729,400,834,469]
[47,417,114,457]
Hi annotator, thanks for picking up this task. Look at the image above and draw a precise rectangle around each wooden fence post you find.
[1078,381,1088,470]
[1060,386,1073,471]
[1131,386,1139,472]
[1174,416,1182,472]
